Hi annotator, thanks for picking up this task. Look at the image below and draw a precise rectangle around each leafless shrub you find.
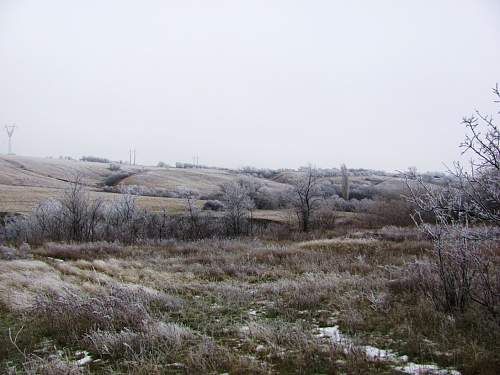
[5,177,107,245]
[103,194,145,243]
[405,85,500,321]
[408,226,499,317]
[0,243,31,260]
[59,177,104,242]
[185,338,230,373]
[184,336,270,374]
[115,285,183,312]
[31,288,152,343]
[0,246,19,260]
[261,275,339,310]
[244,320,319,353]
[366,198,415,227]
[312,202,337,230]
[18,243,31,255]
[84,322,194,360]
[203,283,255,307]
[84,329,142,359]
[178,188,202,237]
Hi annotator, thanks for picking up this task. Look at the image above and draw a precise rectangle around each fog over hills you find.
[1,1,499,170]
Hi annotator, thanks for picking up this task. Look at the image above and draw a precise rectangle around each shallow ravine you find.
[316,326,461,375]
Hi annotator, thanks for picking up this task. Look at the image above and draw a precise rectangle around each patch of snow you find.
[166,363,186,368]
[47,257,64,262]
[317,326,346,344]
[395,363,461,375]
[317,326,460,375]
[364,345,400,361]
[74,351,92,366]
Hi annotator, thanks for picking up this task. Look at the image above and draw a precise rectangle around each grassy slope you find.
[119,168,289,196]
[0,156,289,218]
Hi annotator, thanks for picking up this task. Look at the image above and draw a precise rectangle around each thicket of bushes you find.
[80,156,110,163]
[1,185,289,246]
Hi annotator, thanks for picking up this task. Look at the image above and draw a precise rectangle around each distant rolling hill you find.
[0,155,289,217]
[0,155,421,226]
[118,167,289,196]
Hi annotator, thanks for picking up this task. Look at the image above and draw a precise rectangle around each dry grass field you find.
[0,184,193,215]
[1,234,497,374]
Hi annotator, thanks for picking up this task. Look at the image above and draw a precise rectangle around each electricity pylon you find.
[5,124,16,155]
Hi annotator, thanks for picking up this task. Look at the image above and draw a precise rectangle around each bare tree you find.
[59,176,88,242]
[289,165,321,232]
[236,177,263,234]
[178,188,201,237]
[408,87,500,226]
[220,181,254,236]
[406,85,500,320]
[340,164,350,200]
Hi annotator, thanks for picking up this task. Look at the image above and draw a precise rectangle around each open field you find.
[0,184,191,215]
[1,234,497,374]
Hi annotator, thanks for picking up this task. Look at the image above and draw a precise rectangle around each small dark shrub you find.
[80,156,110,163]
[109,163,121,171]
[202,200,224,211]
[104,172,133,186]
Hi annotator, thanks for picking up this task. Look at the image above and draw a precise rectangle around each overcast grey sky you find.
[0,0,499,171]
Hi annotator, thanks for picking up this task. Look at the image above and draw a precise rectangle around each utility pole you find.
[129,149,136,165]
[192,155,199,168]
[5,124,16,155]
